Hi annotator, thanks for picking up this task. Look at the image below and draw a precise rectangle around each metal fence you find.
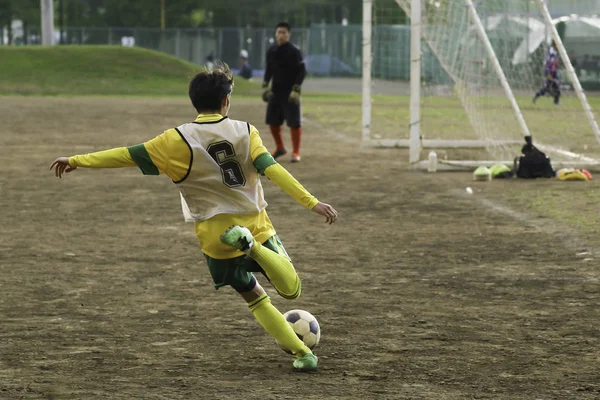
[5,24,600,88]
[8,25,430,80]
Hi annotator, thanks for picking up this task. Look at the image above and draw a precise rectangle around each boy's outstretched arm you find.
[49,147,135,178]
[249,124,338,224]
[49,129,190,181]
[263,164,337,224]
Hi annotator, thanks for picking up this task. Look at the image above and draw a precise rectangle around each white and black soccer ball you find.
[281,309,321,354]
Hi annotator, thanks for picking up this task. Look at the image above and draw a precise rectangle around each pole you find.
[362,0,372,145]
[465,0,531,138]
[41,0,55,46]
[409,0,422,166]
[58,0,64,44]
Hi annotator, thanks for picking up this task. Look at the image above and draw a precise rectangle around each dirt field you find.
[1,96,599,400]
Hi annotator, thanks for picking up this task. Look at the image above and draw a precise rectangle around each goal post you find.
[464,0,531,140]
[362,0,373,145]
[408,0,421,165]
[362,0,600,171]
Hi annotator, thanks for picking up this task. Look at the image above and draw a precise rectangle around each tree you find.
[1,0,39,44]
[0,0,12,43]
[1,0,402,34]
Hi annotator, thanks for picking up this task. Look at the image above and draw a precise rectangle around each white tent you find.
[512,15,600,64]
[462,15,545,55]
[483,15,545,39]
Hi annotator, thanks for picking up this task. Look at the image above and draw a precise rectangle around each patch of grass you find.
[302,90,600,247]
[0,46,260,97]
[303,91,600,160]
[492,181,600,246]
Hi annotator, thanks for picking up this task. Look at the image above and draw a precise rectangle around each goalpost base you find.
[416,159,600,172]
[363,139,522,149]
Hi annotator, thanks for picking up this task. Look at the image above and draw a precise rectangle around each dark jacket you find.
[263,42,306,95]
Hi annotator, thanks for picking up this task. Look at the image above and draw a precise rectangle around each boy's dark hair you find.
[189,63,234,112]
[276,21,291,31]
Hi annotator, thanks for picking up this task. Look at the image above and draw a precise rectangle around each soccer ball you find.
[281,309,321,354]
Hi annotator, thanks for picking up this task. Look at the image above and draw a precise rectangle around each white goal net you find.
[364,0,600,170]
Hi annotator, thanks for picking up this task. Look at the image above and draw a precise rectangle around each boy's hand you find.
[50,157,77,178]
[312,202,338,224]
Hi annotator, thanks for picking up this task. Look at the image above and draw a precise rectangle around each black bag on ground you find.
[515,136,555,179]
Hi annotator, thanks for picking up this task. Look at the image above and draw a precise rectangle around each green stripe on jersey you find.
[128,144,160,175]
[253,152,277,175]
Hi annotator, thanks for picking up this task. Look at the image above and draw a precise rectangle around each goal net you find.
[363,0,600,170]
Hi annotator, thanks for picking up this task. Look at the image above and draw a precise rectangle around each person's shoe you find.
[271,148,287,160]
[293,353,318,372]
[219,225,254,252]
[291,153,301,163]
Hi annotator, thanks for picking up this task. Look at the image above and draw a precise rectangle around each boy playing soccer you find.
[49,64,338,372]
[533,40,561,105]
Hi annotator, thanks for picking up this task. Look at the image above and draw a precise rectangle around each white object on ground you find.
[428,151,438,172]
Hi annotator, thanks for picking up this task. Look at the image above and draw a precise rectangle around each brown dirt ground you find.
[0,96,599,400]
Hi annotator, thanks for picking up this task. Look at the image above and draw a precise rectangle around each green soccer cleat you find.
[293,353,318,372]
[219,225,254,252]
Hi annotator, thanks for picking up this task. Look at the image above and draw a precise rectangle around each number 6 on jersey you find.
[207,140,246,187]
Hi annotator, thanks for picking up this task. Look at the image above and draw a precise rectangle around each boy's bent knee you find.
[277,279,302,300]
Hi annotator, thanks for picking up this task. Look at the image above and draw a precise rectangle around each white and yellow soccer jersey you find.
[175,116,268,221]
[68,113,319,259]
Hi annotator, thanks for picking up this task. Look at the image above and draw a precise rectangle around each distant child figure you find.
[238,49,253,80]
[533,40,561,105]
[205,52,215,70]
[49,64,338,372]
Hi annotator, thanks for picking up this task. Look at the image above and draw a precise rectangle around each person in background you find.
[262,21,306,163]
[533,40,561,105]
[239,49,253,80]
[205,52,215,70]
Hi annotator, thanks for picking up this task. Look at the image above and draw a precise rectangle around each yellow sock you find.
[250,240,301,299]
[249,294,311,357]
